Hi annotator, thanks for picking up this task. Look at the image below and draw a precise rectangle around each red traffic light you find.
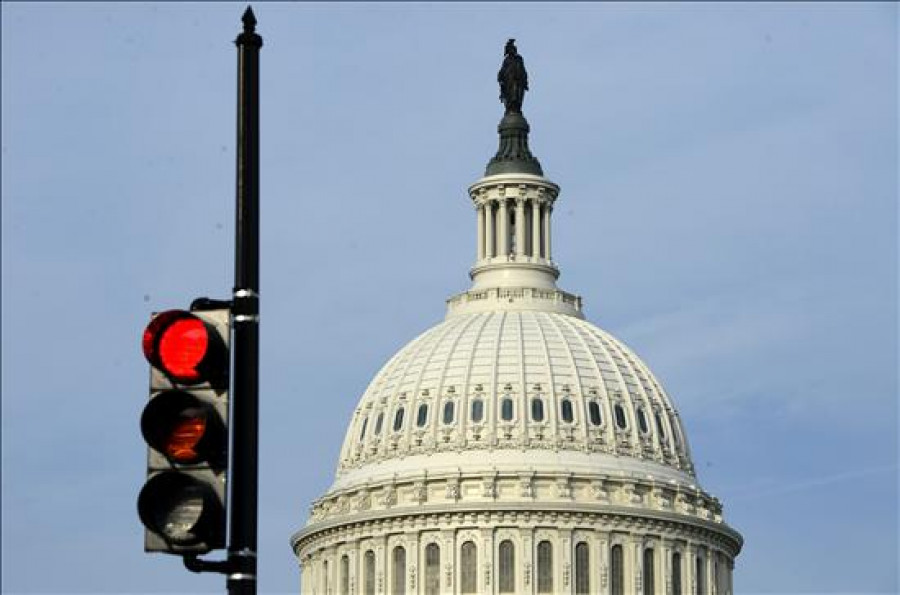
[143,310,227,385]
[141,391,226,466]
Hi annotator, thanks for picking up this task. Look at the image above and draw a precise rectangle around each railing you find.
[446,287,583,314]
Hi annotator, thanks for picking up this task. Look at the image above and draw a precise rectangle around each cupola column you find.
[543,205,552,261]
[515,198,526,257]
[531,199,541,258]
[477,203,486,260]
[498,198,509,257]
[485,203,495,259]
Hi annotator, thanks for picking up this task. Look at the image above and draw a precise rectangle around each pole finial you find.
[235,5,262,48]
[242,6,257,32]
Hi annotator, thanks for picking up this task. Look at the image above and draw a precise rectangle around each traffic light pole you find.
[228,7,262,595]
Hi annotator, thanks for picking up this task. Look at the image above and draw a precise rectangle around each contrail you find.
[726,463,898,501]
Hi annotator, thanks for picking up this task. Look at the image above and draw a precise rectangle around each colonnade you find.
[476,198,552,262]
[301,525,735,595]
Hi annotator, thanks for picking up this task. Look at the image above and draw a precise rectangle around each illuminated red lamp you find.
[143,310,226,385]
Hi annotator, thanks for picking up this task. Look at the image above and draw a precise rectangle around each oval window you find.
[614,404,627,430]
[416,403,428,428]
[637,408,649,433]
[374,412,384,435]
[359,417,368,441]
[531,398,545,422]
[442,401,455,425]
[654,412,666,440]
[561,399,574,423]
[501,397,514,421]
[471,399,484,423]
[393,407,405,432]
[588,402,602,426]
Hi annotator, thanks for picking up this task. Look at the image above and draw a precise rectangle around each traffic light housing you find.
[139,306,230,555]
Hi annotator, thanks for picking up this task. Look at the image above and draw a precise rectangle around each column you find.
[542,205,552,261]
[498,199,509,257]
[485,202,494,259]
[532,200,541,258]
[515,198,526,257]
[477,204,486,261]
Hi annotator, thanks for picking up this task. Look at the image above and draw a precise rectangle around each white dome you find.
[333,310,696,495]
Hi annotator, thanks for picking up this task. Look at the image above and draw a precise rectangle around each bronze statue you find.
[498,39,528,114]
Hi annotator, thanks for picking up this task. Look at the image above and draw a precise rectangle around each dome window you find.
[461,541,477,594]
[392,546,406,594]
[471,398,484,423]
[442,401,455,425]
[561,399,574,423]
[374,412,384,435]
[498,540,515,593]
[393,407,405,432]
[425,543,440,595]
[654,412,666,440]
[537,540,553,593]
[358,417,369,442]
[501,397,514,421]
[416,403,428,428]
[614,404,627,430]
[575,542,590,594]
[637,407,649,434]
[588,402,602,426]
[531,397,545,422]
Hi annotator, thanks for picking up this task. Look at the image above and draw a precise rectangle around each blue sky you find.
[2,2,897,593]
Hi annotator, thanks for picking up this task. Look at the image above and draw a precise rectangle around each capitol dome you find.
[292,42,741,595]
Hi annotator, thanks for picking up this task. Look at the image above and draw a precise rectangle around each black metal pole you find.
[229,6,262,595]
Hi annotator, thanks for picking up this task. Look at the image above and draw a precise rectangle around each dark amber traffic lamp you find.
[141,391,226,466]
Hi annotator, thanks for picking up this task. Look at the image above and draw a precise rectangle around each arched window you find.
[374,412,384,435]
[637,407,649,434]
[672,552,683,595]
[670,412,682,447]
[614,404,627,430]
[416,403,428,427]
[610,544,624,595]
[696,553,706,595]
[537,540,553,593]
[643,548,655,595]
[531,398,545,422]
[442,401,455,425]
[471,399,484,423]
[392,546,406,595]
[340,555,350,595]
[364,550,375,595]
[588,401,602,426]
[654,411,666,440]
[575,542,590,594]
[424,543,440,595]
[460,541,477,594]
[498,540,515,593]
[561,399,574,423]
[501,397,514,421]
[358,417,368,441]
[393,407,405,432]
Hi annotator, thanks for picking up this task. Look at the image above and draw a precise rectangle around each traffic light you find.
[138,305,231,555]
